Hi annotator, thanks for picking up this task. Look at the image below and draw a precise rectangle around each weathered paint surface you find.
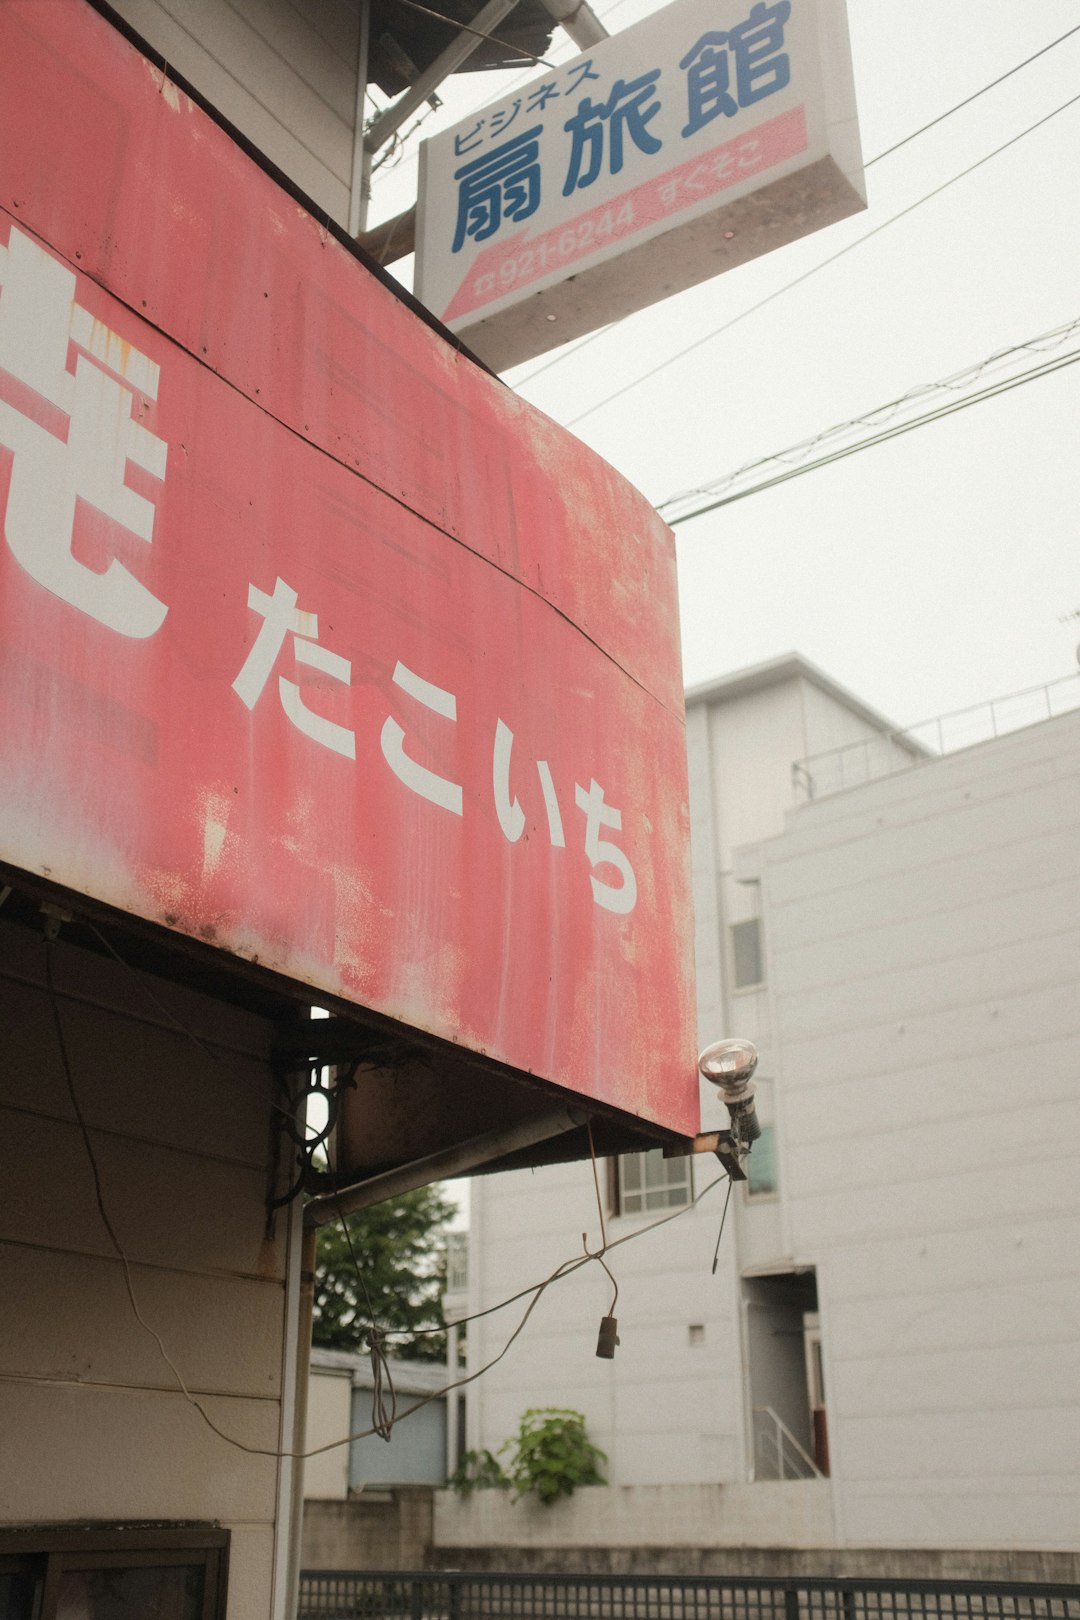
[0,0,697,1134]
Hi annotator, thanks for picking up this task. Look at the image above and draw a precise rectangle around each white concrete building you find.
[457,655,1080,1570]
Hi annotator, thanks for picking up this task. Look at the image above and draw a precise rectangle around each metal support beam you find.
[539,0,608,49]
[356,206,417,264]
[365,0,521,155]
[348,0,372,236]
[353,0,609,257]
[303,1104,584,1226]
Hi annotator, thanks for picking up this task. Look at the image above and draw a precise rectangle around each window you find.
[615,1148,692,1215]
[731,917,764,990]
[0,1527,229,1620]
[746,1123,777,1197]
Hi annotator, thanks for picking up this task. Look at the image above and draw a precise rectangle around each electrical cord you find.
[658,316,1080,522]
[563,87,1080,426]
[41,927,731,1461]
[337,1212,398,1442]
[507,24,1080,390]
[663,342,1080,524]
[43,939,255,1456]
[390,0,556,68]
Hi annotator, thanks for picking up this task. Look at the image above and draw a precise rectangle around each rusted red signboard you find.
[0,1,696,1134]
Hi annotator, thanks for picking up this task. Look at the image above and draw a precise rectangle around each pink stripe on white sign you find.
[442,105,808,324]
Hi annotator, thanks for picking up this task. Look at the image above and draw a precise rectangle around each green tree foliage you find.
[502,1408,607,1505]
[311,1184,455,1361]
[448,1448,509,1497]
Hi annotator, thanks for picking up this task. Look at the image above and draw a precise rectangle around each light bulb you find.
[698,1038,758,1088]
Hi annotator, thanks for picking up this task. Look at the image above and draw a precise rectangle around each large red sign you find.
[0,1,697,1134]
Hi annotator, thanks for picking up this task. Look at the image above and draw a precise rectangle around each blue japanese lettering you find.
[564,58,602,94]
[562,70,662,195]
[453,118,486,157]
[681,1,790,137]
[452,126,544,252]
[525,80,561,114]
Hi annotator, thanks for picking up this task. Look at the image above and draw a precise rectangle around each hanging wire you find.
[563,88,1080,427]
[508,24,1080,395]
[663,343,1080,525]
[43,915,730,1464]
[336,1211,398,1441]
[657,316,1080,522]
[583,1119,618,1314]
[389,0,555,68]
[711,1173,734,1275]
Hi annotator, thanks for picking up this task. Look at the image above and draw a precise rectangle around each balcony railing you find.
[752,1405,824,1481]
[793,672,1080,804]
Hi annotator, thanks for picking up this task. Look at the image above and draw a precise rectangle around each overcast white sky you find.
[368,0,1080,732]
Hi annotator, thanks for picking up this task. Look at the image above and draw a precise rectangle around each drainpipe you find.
[285,1222,318,1614]
[271,1196,306,1620]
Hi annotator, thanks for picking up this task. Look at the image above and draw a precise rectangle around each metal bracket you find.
[268,1057,359,1210]
[713,1129,748,1182]
[267,1017,424,1210]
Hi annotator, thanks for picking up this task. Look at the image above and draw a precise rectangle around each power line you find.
[563,87,1080,426]
[662,343,1080,526]
[45,916,731,1463]
[658,315,1080,517]
[869,22,1080,165]
[508,24,1080,392]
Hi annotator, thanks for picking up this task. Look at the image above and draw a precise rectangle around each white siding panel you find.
[108,0,354,221]
[766,828,1080,948]
[767,782,1079,908]
[222,1525,278,1620]
[0,1241,284,1397]
[843,1480,1080,1551]
[782,1034,1077,1146]
[830,1279,1080,1362]
[823,1212,1080,1303]
[772,872,1080,997]
[3,975,272,1167]
[777,980,1079,1088]
[839,1407,1080,1483]
[836,1338,1080,1418]
[0,1378,280,1521]
[0,1107,280,1278]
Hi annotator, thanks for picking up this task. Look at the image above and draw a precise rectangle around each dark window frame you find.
[614,1148,693,1217]
[0,1525,229,1620]
[730,917,765,990]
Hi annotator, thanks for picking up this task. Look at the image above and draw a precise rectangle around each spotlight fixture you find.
[698,1037,760,1179]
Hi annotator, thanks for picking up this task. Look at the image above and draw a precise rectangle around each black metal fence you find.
[297,1572,1080,1620]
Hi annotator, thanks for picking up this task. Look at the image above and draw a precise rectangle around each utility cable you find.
[869,23,1080,165]
[337,1212,398,1441]
[42,923,730,1460]
[658,315,1080,521]
[511,26,1080,393]
[390,0,556,67]
[563,88,1080,425]
[43,939,254,1456]
[663,341,1080,524]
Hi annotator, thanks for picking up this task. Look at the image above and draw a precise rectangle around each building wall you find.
[301,1490,435,1572]
[435,1481,834,1550]
[0,919,296,1619]
[464,666,878,1496]
[106,0,360,224]
[759,705,1080,1550]
[305,1368,352,1500]
[464,661,1080,1557]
